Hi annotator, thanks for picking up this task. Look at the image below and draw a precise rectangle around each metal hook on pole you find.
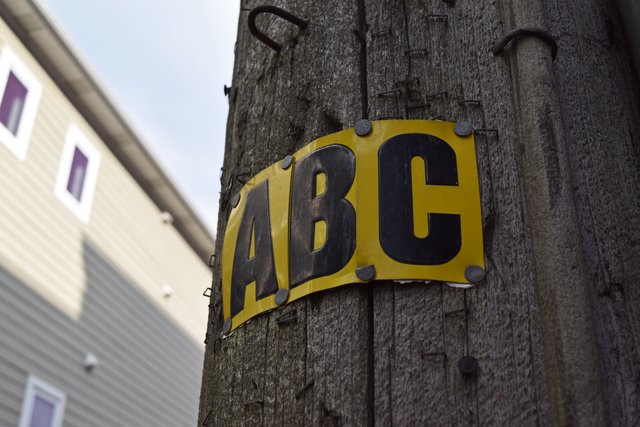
[493,27,558,60]
[247,5,308,53]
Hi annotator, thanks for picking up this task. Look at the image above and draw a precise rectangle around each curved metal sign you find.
[222,120,484,332]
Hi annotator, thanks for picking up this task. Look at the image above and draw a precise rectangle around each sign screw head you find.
[281,155,294,169]
[356,264,376,281]
[275,288,290,306]
[464,265,486,284]
[222,319,232,336]
[354,119,372,136]
[230,193,241,208]
[458,356,479,375]
[454,121,473,137]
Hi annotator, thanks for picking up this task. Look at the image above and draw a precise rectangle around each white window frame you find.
[54,124,101,223]
[18,375,66,427]
[0,46,42,160]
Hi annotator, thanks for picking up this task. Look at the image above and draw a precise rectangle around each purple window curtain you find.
[0,71,28,136]
[67,146,89,202]
[30,395,54,427]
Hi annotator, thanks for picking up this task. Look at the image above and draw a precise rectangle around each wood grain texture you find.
[541,0,640,424]
[199,1,369,425]
[366,0,550,425]
[199,0,640,425]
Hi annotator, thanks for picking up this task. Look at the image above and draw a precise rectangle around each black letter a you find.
[231,181,278,317]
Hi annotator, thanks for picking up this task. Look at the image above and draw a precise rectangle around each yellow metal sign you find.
[222,120,483,332]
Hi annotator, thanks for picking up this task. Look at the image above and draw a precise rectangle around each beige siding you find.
[0,14,211,427]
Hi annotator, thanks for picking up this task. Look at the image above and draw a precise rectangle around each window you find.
[18,375,66,427]
[54,124,101,223]
[0,46,42,160]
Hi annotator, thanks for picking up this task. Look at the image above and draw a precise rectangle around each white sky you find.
[42,0,242,236]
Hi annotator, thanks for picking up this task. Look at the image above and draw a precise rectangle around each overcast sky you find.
[42,0,241,236]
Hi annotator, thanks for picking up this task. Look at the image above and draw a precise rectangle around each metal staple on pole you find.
[247,5,308,53]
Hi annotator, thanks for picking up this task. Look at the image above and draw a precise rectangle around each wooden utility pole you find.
[199,0,640,425]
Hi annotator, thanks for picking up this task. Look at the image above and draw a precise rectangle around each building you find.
[0,1,214,426]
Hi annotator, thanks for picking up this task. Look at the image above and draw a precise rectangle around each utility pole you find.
[199,1,640,425]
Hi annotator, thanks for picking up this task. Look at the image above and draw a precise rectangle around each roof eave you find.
[0,0,215,263]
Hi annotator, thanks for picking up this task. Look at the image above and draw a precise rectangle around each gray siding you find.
[0,248,205,427]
